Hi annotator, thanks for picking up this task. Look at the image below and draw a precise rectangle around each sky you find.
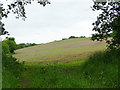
[1,0,101,44]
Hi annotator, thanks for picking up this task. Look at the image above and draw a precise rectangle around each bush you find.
[62,38,68,40]
[2,42,10,55]
[3,40,16,53]
[16,43,37,49]
[2,42,24,77]
[16,43,26,49]
[27,43,37,46]
[7,37,15,41]
[79,36,86,38]
[2,38,24,88]
[69,36,78,39]
[2,49,24,88]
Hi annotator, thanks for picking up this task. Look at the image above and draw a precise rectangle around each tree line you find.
[2,37,38,54]
[62,36,86,40]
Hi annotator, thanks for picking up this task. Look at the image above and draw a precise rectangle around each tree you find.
[3,37,17,53]
[0,0,51,36]
[7,37,15,41]
[2,41,10,55]
[91,0,120,49]
[69,36,78,39]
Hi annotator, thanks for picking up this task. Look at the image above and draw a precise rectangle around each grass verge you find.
[20,49,119,88]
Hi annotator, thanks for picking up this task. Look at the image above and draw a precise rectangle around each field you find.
[4,38,118,88]
[14,38,106,65]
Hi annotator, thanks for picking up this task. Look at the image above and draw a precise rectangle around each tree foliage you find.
[0,0,51,35]
[91,0,120,49]
[2,41,10,55]
[16,43,37,49]
[69,36,77,39]
[3,37,17,53]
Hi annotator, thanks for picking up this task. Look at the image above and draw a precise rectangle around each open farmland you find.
[14,38,106,65]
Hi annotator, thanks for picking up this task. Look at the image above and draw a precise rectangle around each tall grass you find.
[20,49,119,88]
[2,54,24,88]
[79,49,119,88]
[2,67,20,88]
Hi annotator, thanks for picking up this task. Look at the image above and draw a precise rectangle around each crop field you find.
[14,38,106,65]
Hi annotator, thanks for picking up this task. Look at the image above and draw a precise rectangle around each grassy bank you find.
[20,49,119,88]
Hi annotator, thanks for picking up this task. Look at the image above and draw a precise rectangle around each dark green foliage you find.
[2,53,24,88]
[26,43,37,47]
[62,36,86,40]
[62,38,68,40]
[80,49,119,88]
[109,33,114,37]
[69,36,78,39]
[16,43,37,49]
[2,38,24,88]
[92,1,120,49]
[3,40,16,53]
[7,37,15,41]
[2,38,21,71]
[2,53,24,77]
[16,43,26,49]
[110,16,120,49]
[80,36,86,38]
[84,49,119,65]
[2,42,10,54]
[68,36,86,39]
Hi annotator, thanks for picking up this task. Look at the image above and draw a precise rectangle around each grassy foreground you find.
[2,38,119,88]
[20,50,119,88]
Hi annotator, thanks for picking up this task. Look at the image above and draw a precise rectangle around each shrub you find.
[79,36,86,38]
[2,37,24,88]
[27,43,37,46]
[3,40,16,53]
[16,43,26,49]
[2,42,10,55]
[7,37,15,41]
[2,53,24,88]
[16,43,37,49]
[69,36,78,39]
[62,38,68,40]
[2,41,23,77]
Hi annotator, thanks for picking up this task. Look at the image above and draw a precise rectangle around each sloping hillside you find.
[14,38,106,64]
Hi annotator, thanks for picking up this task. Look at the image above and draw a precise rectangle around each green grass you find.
[2,53,24,88]
[2,67,21,88]
[20,50,119,88]
[3,38,119,88]
[21,62,85,88]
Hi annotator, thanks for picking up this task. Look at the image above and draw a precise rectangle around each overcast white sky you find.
[1,0,101,44]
